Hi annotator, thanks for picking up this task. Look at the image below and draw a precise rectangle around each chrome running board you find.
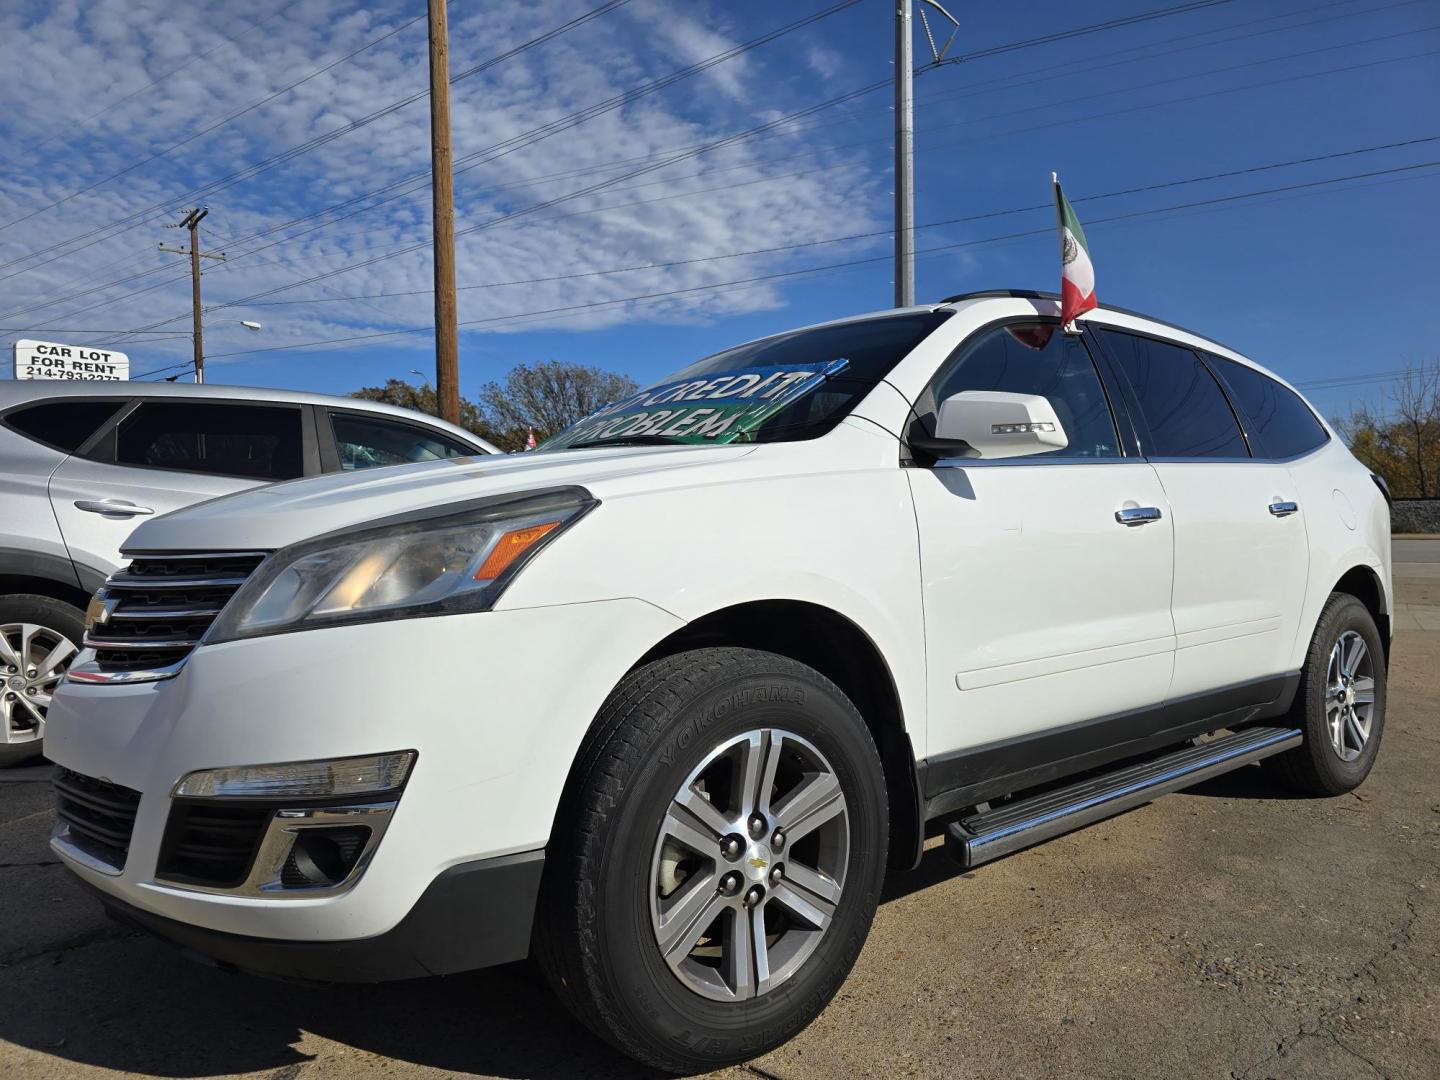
[945,726,1302,869]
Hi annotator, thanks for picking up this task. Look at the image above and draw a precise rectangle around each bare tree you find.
[477,360,638,449]
[1388,359,1440,497]
[1337,357,1440,498]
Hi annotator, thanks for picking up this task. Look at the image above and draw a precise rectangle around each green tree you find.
[350,378,502,447]
[476,360,639,450]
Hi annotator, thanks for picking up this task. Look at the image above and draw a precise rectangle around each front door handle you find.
[1115,506,1163,526]
[74,499,154,517]
[1268,501,1299,517]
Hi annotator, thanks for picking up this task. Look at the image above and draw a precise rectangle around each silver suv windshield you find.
[542,310,951,451]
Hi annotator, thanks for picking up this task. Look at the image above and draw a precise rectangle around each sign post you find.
[12,340,130,381]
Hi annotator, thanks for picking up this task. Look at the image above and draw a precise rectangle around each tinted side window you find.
[5,400,124,452]
[115,403,303,480]
[1097,330,1247,458]
[330,412,476,470]
[1208,353,1328,459]
[926,321,1120,458]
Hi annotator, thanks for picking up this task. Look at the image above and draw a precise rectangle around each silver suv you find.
[0,381,497,764]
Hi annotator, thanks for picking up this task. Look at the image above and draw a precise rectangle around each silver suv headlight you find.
[207,487,595,642]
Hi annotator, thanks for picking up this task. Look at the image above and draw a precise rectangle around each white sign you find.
[12,339,129,381]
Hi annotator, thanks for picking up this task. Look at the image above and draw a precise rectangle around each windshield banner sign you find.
[544,359,850,450]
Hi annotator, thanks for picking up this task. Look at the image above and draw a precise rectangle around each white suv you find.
[46,291,1391,1073]
[0,381,496,765]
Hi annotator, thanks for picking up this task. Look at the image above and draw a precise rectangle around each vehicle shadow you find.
[0,764,1316,1078]
[0,924,658,1079]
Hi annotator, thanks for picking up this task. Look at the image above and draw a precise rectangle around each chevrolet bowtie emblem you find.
[748,857,767,869]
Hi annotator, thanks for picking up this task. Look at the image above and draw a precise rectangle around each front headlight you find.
[207,487,595,642]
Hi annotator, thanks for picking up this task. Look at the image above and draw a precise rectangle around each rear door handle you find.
[1115,506,1163,526]
[1268,501,1299,517]
[74,499,154,517]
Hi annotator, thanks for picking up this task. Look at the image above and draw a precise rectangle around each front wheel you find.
[1266,592,1386,795]
[535,647,888,1074]
[0,595,85,767]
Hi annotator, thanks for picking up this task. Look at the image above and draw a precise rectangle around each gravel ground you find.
[1,541,1436,1080]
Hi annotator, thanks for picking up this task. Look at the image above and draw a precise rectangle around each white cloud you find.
[0,0,880,376]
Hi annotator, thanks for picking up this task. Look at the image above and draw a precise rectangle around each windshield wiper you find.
[566,434,688,449]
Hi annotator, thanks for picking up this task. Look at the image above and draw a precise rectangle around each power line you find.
[208,0,1245,263]
[20,13,1431,331]
[0,0,645,314]
[0,0,772,281]
[125,159,1435,372]
[0,327,188,335]
[1,1,291,167]
[928,0,1234,67]
[233,135,1439,309]
[183,45,1440,322]
[0,0,1240,295]
[0,12,429,236]
[64,36,1440,346]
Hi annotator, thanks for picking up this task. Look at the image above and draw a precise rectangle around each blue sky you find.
[0,0,1436,421]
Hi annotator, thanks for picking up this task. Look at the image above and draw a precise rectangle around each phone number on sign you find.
[19,367,125,381]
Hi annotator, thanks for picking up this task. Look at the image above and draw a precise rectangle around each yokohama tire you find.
[534,646,888,1073]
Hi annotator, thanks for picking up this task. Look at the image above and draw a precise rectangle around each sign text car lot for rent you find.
[12,339,129,380]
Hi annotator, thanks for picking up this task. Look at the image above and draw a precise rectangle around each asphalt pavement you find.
[1,541,1436,1079]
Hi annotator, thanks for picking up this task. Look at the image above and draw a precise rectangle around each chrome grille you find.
[81,552,267,677]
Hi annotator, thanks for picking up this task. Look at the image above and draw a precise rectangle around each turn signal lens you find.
[474,520,562,582]
[174,750,416,800]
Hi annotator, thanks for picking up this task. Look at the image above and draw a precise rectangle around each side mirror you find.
[932,390,1069,459]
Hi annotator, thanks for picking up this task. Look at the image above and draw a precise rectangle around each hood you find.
[123,444,756,553]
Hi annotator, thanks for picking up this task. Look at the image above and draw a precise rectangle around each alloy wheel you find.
[1325,629,1375,763]
[0,623,77,748]
[649,728,849,1001]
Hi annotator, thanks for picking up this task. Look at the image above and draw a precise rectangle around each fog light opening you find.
[281,826,372,889]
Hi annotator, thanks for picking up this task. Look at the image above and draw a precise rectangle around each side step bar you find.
[945,725,1301,869]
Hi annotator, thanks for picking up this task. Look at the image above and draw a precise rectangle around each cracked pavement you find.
[1,539,1436,1079]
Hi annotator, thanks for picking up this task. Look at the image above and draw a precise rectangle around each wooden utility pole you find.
[159,207,224,383]
[427,0,460,424]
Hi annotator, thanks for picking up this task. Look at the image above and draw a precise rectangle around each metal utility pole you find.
[894,1,959,310]
[427,0,460,425]
[159,207,224,383]
[893,1,914,309]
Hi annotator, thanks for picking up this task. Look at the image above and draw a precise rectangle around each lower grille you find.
[82,551,266,676]
[157,802,274,888]
[53,768,142,871]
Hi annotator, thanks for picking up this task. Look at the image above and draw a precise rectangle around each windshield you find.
[542,310,951,450]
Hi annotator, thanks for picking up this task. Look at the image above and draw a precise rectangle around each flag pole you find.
[1052,171,1076,334]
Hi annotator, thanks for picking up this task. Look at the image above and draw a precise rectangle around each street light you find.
[240,320,262,332]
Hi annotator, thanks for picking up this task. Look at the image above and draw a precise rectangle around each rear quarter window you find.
[1207,353,1329,459]
[2,399,125,452]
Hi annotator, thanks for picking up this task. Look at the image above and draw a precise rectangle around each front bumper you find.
[44,598,683,945]
[84,850,545,982]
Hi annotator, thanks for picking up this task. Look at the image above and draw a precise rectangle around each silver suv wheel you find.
[1,622,77,748]
[1326,629,1375,762]
[649,728,849,1002]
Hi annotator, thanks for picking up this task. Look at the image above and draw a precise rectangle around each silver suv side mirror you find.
[933,390,1069,459]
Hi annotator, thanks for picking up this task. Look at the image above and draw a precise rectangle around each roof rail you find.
[934,289,1236,356]
[937,289,1058,304]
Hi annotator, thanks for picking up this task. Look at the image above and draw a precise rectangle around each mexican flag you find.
[1053,173,1096,332]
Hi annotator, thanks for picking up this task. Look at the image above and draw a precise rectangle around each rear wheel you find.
[0,595,84,767]
[1266,592,1386,795]
[535,647,888,1073]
